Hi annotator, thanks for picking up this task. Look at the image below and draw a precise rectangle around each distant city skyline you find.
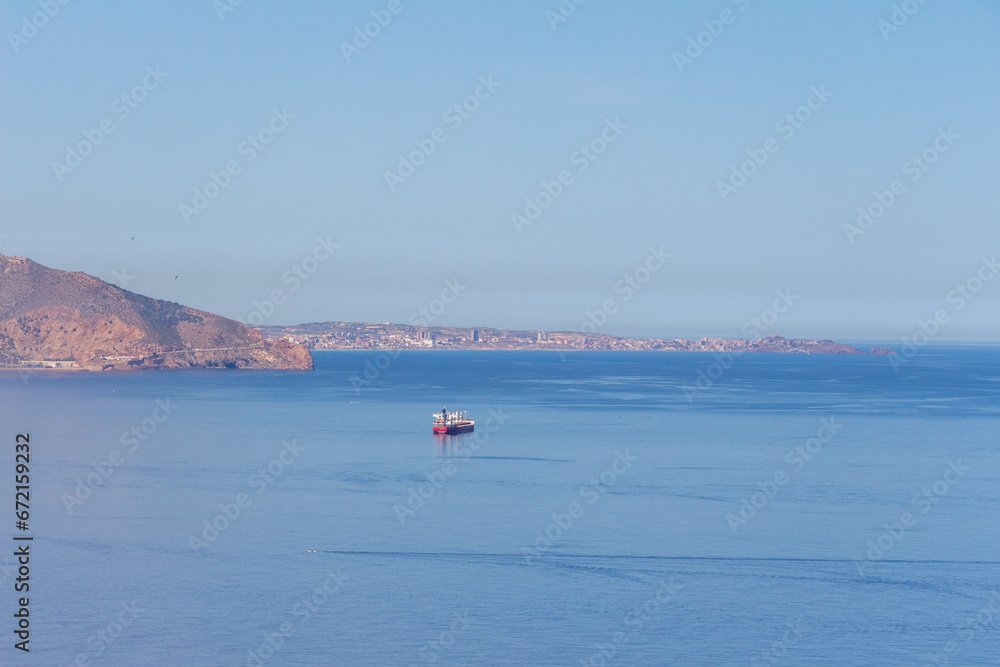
[253,320,890,357]
[3,1,999,341]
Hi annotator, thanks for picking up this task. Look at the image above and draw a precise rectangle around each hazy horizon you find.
[3,1,999,342]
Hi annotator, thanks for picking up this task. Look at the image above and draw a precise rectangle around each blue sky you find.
[2,0,999,340]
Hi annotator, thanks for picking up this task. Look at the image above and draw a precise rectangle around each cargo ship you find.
[432,406,474,434]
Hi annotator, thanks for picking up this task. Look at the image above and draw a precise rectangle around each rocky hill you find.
[739,334,864,354]
[0,255,313,371]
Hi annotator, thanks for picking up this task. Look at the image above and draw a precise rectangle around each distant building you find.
[472,329,480,342]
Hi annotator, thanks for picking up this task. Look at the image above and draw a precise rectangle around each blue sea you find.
[2,348,999,665]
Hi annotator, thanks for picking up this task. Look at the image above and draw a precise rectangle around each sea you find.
[2,347,999,666]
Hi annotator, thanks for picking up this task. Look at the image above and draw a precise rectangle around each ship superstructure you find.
[432,406,474,434]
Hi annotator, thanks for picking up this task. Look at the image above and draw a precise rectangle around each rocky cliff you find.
[0,255,313,371]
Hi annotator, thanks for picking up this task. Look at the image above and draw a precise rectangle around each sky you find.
[2,0,999,341]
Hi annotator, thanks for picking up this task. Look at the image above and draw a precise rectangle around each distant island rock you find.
[0,255,313,371]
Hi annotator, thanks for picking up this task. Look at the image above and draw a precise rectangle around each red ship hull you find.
[433,422,474,435]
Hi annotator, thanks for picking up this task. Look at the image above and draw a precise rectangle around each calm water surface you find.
[1,348,999,665]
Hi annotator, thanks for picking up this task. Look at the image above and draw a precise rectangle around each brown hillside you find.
[0,255,312,371]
